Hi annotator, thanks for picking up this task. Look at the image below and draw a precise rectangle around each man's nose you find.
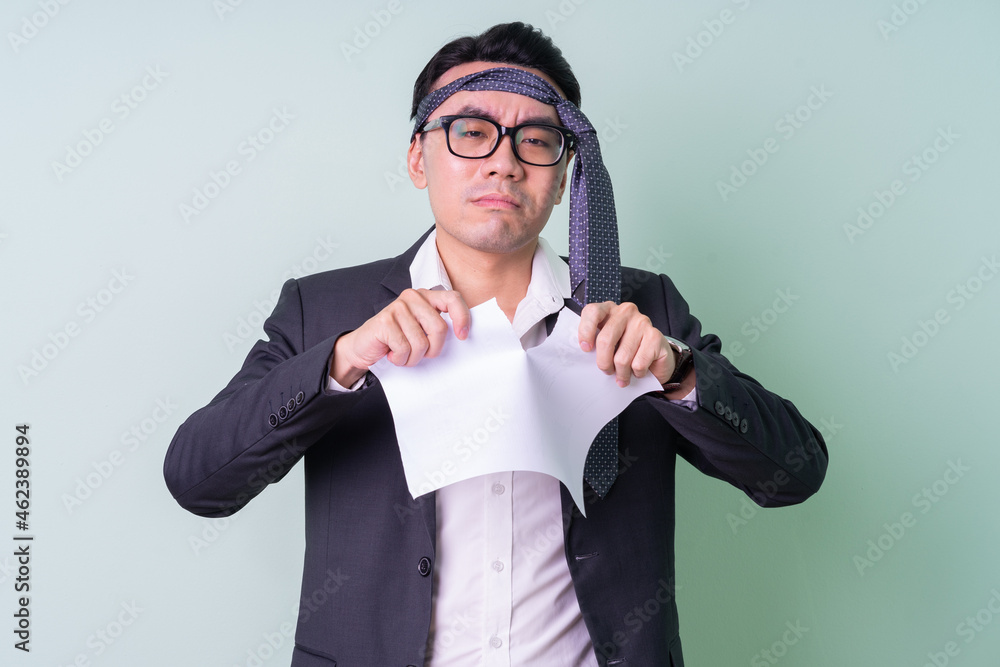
[481,133,524,179]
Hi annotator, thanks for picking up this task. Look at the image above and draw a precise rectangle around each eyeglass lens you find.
[448,117,564,165]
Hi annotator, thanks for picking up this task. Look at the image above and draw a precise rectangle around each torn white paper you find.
[370,298,662,514]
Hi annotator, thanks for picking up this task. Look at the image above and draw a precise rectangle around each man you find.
[164,22,827,666]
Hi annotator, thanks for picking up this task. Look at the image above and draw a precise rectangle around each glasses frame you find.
[419,115,576,167]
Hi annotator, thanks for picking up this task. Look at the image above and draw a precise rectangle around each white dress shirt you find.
[411,232,598,666]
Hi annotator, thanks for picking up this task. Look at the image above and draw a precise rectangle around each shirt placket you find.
[483,472,513,666]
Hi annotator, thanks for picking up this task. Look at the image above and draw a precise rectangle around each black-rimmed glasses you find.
[419,115,575,167]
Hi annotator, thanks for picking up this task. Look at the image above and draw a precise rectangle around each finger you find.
[593,304,633,376]
[331,329,377,388]
[421,289,472,340]
[611,315,649,387]
[395,289,469,360]
[578,301,614,352]
[382,307,425,366]
[396,306,447,363]
[405,290,468,356]
[378,322,411,367]
[630,328,670,381]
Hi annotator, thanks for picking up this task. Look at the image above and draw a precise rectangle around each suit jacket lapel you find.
[375,225,435,314]
[373,226,438,546]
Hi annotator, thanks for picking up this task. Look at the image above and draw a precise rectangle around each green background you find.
[2,1,998,665]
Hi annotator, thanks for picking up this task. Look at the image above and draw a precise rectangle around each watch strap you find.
[661,336,693,391]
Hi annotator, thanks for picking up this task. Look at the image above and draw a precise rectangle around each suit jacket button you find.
[417,557,432,577]
[731,412,740,427]
[295,391,304,405]
[278,405,288,420]
[286,398,296,411]
[740,419,749,433]
[714,401,725,415]
[268,414,279,427]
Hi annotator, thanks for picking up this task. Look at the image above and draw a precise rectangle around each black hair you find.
[410,21,581,120]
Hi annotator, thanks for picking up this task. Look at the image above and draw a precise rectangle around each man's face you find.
[407,61,571,258]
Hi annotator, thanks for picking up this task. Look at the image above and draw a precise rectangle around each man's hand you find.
[578,301,680,389]
[330,288,471,388]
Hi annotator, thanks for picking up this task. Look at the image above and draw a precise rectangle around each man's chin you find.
[440,220,539,256]
[464,234,534,256]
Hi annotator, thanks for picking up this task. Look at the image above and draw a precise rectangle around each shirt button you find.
[491,483,505,495]
[491,560,504,572]
[489,635,503,649]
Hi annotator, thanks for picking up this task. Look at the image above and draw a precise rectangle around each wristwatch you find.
[660,336,693,391]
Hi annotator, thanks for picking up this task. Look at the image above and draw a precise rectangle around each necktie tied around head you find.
[412,66,622,498]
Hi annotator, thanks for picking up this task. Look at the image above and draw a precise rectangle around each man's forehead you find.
[433,92,560,125]
[446,101,557,126]
[427,61,566,123]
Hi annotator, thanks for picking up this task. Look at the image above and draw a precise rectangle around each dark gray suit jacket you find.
[164,230,827,666]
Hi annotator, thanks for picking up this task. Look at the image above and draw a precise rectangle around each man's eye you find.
[453,122,490,140]
[521,137,549,147]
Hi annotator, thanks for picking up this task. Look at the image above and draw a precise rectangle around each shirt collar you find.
[409,229,571,338]
[409,228,454,291]
[409,229,570,299]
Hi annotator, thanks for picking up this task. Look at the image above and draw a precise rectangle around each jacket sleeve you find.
[643,272,828,506]
[162,277,370,517]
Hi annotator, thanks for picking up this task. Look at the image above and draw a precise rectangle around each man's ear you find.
[407,137,428,189]
[554,150,573,205]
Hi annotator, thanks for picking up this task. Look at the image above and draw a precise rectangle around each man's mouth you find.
[472,193,521,209]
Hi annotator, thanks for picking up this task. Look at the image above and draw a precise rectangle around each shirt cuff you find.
[325,373,367,393]
[666,385,698,411]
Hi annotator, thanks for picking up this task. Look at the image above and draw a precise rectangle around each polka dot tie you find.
[413,67,623,498]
